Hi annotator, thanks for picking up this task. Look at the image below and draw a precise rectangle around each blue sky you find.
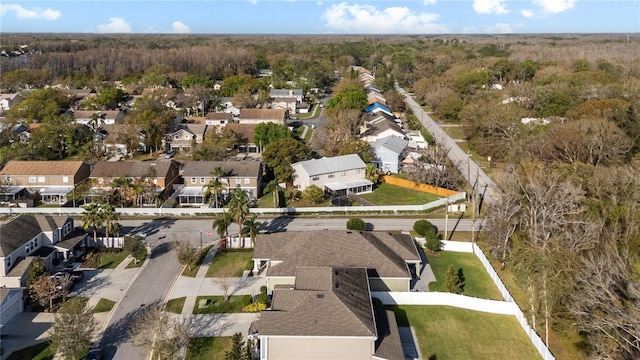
[1,1,639,34]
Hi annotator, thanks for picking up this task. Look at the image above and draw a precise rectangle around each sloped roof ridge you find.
[358,232,409,274]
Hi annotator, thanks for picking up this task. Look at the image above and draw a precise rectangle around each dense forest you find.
[1,33,639,360]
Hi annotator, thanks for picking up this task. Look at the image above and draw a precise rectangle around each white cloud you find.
[248,0,258,5]
[485,23,513,33]
[0,3,61,20]
[533,0,575,13]
[423,0,437,5]
[521,9,534,18]
[97,17,132,33]
[321,3,449,34]
[171,21,191,33]
[473,0,509,15]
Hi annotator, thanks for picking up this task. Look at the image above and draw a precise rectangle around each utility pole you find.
[444,195,450,240]
[200,231,203,251]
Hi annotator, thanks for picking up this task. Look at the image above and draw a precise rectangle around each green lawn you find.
[193,295,252,314]
[186,337,232,360]
[426,251,502,300]
[182,245,214,277]
[205,249,253,277]
[6,341,54,360]
[386,305,540,360]
[59,296,88,312]
[166,297,186,314]
[359,182,441,205]
[126,248,147,268]
[93,298,115,313]
[95,251,128,269]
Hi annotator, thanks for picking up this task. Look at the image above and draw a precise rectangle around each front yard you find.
[205,249,253,277]
[192,295,252,314]
[387,305,540,360]
[186,337,232,360]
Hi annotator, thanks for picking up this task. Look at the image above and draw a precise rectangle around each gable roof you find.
[363,117,404,138]
[0,215,69,256]
[366,103,392,114]
[90,161,177,179]
[181,161,261,178]
[372,135,409,155]
[270,89,303,98]
[170,124,207,136]
[293,154,365,177]
[258,267,376,337]
[225,123,257,143]
[239,108,286,121]
[0,161,87,176]
[205,112,233,121]
[253,230,420,279]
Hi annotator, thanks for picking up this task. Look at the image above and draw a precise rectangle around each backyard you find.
[359,182,441,205]
[426,250,502,300]
[205,249,253,277]
[387,305,540,360]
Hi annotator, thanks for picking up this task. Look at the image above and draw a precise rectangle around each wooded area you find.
[1,33,639,360]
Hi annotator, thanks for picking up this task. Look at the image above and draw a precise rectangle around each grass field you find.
[387,305,540,360]
[205,249,253,277]
[94,251,128,269]
[193,295,252,314]
[182,245,213,277]
[93,298,115,313]
[359,183,441,205]
[166,297,186,314]
[426,251,502,300]
[186,337,232,360]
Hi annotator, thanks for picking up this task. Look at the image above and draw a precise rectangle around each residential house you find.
[89,161,181,205]
[0,161,91,205]
[219,97,241,117]
[167,124,208,153]
[360,113,405,143]
[1,215,87,288]
[292,154,373,196]
[371,136,408,174]
[406,130,428,150]
[1,287,24,328]
[257,69,273,78]
[364,85,382,95]
[178,160,263,206]
[204,112,232,126]
[270,97,297,114]
[365,103,394,118]
[252,230,422,292]
[251,266,404,360]
[72,110,125,127]
[98,124,147,155]
[367,92,386,105]
[226,123,260,153]
[270,89,304,103]
[238,109,286,125]
[0,93,19,111]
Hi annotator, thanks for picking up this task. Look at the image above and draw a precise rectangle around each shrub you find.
[413,219,436,236]
[243,302,267,313]
[260,286,267,295]
[346,217,367,231]
[301,185,325,204]
[425,235,443,252]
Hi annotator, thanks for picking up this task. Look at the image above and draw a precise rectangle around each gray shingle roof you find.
[293,154,365,177]
[253,230,420,278]
[372,135,408,155]
[181,161,261,178]
[0,215,70,256]
[270,89,303,97]
[258,267,377,337]
[90,161,177,179]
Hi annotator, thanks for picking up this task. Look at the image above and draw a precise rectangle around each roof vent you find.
[316,294,324,299]
[334,283,339,289]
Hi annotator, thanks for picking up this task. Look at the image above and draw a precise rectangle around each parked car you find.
[85,348,103,360]
[58,269,84,281]
[164,149,176,159]
[139,232,148,239]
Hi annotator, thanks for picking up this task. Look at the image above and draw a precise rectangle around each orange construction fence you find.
[382,176,460,197]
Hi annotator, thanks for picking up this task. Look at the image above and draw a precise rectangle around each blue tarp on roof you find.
[366,103,392,114]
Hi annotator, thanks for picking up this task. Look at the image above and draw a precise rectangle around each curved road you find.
[396,85,498,205]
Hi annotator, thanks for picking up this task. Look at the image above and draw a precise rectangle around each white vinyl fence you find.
[374,240,554,360]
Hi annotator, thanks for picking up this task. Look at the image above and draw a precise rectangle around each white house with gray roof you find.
[291,154,373,195]
[371,136,408,173]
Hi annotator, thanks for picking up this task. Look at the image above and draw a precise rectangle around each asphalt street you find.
[396,85,498,205]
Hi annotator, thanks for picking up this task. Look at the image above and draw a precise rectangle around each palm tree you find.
[108,221,122,246]
[227,189,250,246]
[212,211,232,250]
[101,204,119,245]
[203,166,226,208]
[242,214,262,248]
[111,176,132,206]
[81,203,104,245]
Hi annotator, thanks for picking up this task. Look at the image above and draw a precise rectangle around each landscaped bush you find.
[413,219,436,236]
[346,217,367,231]
[425,236,443,252]
[243,302,267,313]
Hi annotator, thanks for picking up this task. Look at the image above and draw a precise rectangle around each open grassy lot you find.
[205,249,253,277]
[93,298,115,313]
[6,341,54,360]
[166,297,186,314]
[359,182,441,205]
[186,337,232,360]
[386,305,540,360]
[193,295,252,314]
[182,245,213,277]
[426,251,502,300]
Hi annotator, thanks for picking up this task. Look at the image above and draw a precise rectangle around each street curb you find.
[95,246,152,343]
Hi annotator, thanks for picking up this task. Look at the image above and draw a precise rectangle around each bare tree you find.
[49,298,96,360]
[129,303,191,360]
[484,171,521,268]
[30,275,59,312]
[407,147,462,190]
[215,271,236,301]
[174,241,198,272]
